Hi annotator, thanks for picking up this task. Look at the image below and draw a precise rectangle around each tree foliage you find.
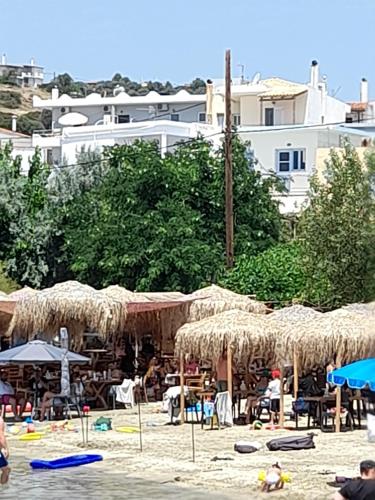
[62,136,282,291]
[299,143,375,308]
[222,242,305,303]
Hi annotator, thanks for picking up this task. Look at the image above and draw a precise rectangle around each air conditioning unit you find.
[157,103,169,112]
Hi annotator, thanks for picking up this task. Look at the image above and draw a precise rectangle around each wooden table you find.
[86,379,121,409]
[304,395,337,431]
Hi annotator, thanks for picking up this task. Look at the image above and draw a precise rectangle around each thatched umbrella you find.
[8,286,36,300]
[101,284,144,303]
[176,309,278,364]
[343,302,375,315]
[6,280,125,347]
[187,284,268,322]
[267,304,322,322]
[175,308,280,423]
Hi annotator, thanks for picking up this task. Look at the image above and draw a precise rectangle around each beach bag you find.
[234,440,261,454]
[95,417,112,430]
[266,433,315,451]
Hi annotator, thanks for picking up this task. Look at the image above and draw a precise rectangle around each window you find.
[171,113,180,122]
[276,149,306,173]
[265,108,274,126]
[233,113,241,126]
[118,115,130,123]
[198,112,206,123]
[217,113,224,128]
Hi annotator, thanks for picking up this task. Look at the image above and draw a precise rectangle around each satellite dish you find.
[58,112,89,126]
[251,72,261,85]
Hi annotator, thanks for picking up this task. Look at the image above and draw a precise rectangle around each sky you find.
[1,0,374,101]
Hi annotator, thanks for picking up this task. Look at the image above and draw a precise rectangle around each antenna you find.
[331,86,341,98]
[251,72,261,85]
[237,64,245,83]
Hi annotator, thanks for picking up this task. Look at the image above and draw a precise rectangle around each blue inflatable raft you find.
[30,454,103,470]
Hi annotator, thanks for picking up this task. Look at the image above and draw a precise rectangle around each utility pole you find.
[225,49,234,268]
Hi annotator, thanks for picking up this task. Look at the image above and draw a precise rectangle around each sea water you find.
[1,454,234,500]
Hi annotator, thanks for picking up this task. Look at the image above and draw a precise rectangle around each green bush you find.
[0,90,22,109]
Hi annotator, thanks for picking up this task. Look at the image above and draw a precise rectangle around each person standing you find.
[265,369,281,426]
[0,415,10,484]
[215,352,228,393]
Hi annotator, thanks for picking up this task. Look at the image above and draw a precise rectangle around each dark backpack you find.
[234,444,258,454]
[266,433,316,451]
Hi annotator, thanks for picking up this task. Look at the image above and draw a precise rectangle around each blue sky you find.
[1,0,374,100]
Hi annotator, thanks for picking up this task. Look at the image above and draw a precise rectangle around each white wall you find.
[52,102,206,128]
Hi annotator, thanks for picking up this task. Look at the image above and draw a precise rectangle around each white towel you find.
[215,391,233,426]
[115,379,135,407]
[165,385,189,422]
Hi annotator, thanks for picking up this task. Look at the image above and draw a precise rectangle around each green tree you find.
[299,142,375,308]
[62,136,282,291]
[222,242,305,303]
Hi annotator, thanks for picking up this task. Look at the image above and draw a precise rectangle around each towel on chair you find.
[115,379,135,407]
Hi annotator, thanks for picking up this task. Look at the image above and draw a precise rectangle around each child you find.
[0,416,10,485]
[261,462,284,492]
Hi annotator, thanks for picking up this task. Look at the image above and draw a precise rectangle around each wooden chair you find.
[186,372,207,392]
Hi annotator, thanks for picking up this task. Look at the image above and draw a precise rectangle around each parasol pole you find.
[279,364,285,428]
[293,347,299,400]
[137,394,143,452]
[227,344,233,400]
[335,352,342,433]
[180,354,185,424]
[191,419,196,463]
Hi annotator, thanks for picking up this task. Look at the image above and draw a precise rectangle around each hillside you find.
[0,83,50,135]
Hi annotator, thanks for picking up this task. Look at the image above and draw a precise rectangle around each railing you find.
[33,129,62,138]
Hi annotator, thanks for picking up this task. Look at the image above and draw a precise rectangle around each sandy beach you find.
[3,400,373,500]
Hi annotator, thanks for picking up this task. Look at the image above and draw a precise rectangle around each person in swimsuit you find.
[261,462,283,492]
[0,416,10,484]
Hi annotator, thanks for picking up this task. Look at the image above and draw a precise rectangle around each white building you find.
[210,61,349,128]
[33,87,206,130]
[240,124,375,213]
[32,120,218,165]
[32,87,208,164]
[0,126,35,171]
[0,54,44,88]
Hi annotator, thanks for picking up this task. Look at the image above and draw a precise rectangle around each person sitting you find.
[0,370,25,421]
[144,357,163,401]
[265,369,281,426]
[185,356,200,375]
[28,368,48,414]
[261,462,284,492]
[39,381,64,421]
[334,459,375,499]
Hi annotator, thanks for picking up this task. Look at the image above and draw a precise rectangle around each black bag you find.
[266,433,316,451]
[234,444,258,454]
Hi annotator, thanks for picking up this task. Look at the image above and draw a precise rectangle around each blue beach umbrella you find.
[327,358,375,391]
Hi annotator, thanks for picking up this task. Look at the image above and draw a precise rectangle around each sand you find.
[5,402,373,500]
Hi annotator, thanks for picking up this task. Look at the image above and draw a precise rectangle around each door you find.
[265,108,274,126]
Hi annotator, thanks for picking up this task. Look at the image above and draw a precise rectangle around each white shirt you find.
[0,380,15,396]
[266,379,280,400]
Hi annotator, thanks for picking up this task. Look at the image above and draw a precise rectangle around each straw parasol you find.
[275,311,375,371]
[266,304,322,322]
[6,280,125,345]
[175,309,279,364]
[187,284,268,322]
[343,302,375,315]
[8,286,36,300]
[101,284,145,303]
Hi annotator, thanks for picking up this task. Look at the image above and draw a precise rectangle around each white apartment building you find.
[0,54,44,88]
[31,60,372,213]
[209,61,349,128]
[32,87,207,164]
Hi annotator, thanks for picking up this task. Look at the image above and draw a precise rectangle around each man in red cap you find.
[265,369,281,427]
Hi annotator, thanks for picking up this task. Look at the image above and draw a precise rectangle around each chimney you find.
[51,86,59,100]
[11,115,17,132]
[1,53,6,66]
[360,77,368,103]
[206,79,213,125]
[310,60,319,88]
